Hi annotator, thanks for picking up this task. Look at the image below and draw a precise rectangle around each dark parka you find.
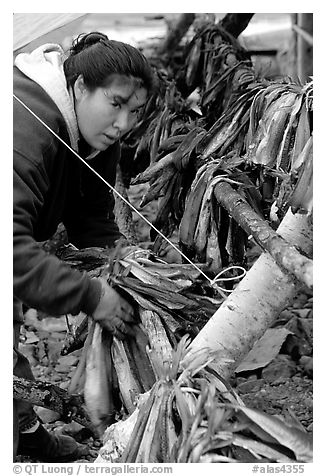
[13,66,122,321]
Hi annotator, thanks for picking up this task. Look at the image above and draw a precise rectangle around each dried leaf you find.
[235,328,293,373]
[231,435,295,462]
[237,407,313,462]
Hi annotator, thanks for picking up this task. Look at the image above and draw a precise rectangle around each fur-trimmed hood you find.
[14,43,79,150]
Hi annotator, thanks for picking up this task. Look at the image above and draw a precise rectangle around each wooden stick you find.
[157,13,195,55]
[114,162,139,245]
[292,24,313,46]
[218,14,255,38]
[13,376,93,431]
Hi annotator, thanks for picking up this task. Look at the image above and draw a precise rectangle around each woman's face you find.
[74,74,148,151]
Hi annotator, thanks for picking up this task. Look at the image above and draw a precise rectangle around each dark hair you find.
[63,32,154,94]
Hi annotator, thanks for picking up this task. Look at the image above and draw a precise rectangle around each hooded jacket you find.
[13,44,122,321]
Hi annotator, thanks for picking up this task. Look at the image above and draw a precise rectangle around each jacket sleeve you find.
[63,143,122,249]
[13,148,102,316]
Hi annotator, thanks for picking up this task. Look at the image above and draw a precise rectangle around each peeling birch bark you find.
[186,208,313,380]
[214,180,313,288]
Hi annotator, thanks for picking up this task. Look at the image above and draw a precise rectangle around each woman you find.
[13,32,154,461]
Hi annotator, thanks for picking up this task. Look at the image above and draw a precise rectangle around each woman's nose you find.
[113,110,129,132]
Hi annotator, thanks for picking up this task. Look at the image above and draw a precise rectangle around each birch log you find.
[214,181,313,289]
[185,208,312,380]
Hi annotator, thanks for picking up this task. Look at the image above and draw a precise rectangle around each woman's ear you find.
[73,75,87,102]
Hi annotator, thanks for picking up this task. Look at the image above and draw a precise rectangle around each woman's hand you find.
[92,278,134,338]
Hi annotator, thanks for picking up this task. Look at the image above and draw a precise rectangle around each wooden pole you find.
[297,13,313,83]
[289,14,299,79]
[292,24,313,47]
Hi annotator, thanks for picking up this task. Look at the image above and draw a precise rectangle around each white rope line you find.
[13,93,246,289]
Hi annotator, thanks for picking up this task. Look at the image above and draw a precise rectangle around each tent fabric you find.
[13,13,88,52]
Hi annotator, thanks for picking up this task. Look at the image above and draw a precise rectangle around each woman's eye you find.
[112,102,120,109]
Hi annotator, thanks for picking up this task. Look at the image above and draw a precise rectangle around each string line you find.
[13,93,246,288]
